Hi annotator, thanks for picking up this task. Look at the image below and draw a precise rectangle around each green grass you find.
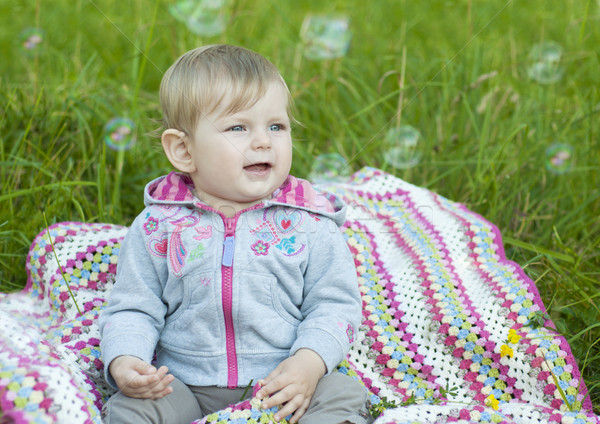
[1,0,598,412]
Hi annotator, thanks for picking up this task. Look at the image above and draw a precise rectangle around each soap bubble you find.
[382,125,422,169]
[545,143,573,174]
[308,153,352,183]
[527,41,564,84]
[169,0,229,36]
[18,28,44,56]
[104,118,136,151]
[300,15,351,60]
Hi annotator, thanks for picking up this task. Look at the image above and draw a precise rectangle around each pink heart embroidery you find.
[271,208,303,233]
[155,239,168,254]
[148,234,169,258]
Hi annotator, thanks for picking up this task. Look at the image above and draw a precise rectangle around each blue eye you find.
[269,124,285,131]
[229,125,244,132]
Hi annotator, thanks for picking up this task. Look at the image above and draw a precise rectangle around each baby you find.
[99,44,372,424]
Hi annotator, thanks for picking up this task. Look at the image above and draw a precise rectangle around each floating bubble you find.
[104,118,136,151]
[308,153,352,183]
[300,15,351,60]
[169,0,229,36]
[545,143,573,174]
[382,125,422,169]
[18,28,44,57]
[527,41,564,84]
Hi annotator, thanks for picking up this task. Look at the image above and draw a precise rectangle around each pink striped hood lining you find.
[145,172,195,203]
[144,172,342,219]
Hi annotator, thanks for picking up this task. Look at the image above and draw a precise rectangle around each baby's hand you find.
[255,349,326,423]
[109,355,174,399]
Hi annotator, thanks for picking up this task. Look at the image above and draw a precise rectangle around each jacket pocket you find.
[237,271,301,350]
[161,270,222,353]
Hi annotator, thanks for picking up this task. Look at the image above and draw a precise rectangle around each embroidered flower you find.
[251,240,270,256]
[143,217,159,235]
[347,324,355,343]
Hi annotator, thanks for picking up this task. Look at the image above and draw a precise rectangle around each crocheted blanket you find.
[1,167,598,424]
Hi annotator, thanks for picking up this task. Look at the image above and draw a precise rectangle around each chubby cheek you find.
[194,150,242,185]
[278,142,293,172]
[214,146,246,169]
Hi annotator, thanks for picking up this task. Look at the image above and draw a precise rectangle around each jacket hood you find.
[144,172,347,225]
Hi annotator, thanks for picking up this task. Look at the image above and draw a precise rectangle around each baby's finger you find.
[123,372,155,390]
[120,368,165,395]
[259,387,282,408]
[289,398,310,424]
[135,361,157,375]
[273,394,303,422]
[145,371,174,394]
[141,366,156,375]
[261,383,294,409]
[256,367,281,392]
[128,373,173,399]
[256,376,283,400]
[136,365,168,389]
[150,382,174,400]
[152,365,169,381]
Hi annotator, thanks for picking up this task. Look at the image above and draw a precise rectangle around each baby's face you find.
[186,82,292,215]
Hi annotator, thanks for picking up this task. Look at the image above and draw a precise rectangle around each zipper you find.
[192,202,263,389]
[222,218,237,388]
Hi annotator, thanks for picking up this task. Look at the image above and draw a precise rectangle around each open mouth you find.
[243,163,272,172]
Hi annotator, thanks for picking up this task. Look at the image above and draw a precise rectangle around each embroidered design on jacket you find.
[143,216,159,235]
[250,221,280,245]
[148,232,168,257]
[251,240,270,256]
[194,225,212,241]
[250,208,307,257]
[147,206,209,276]
[308,212,321,222]
[187,225,212,261]
[338,321,355,343]
[189,243,205,260]
[270,208,304,233]
[153,204,184,220]
[346,324,355,343]
[169,231,187,276]
[275,236,305,256]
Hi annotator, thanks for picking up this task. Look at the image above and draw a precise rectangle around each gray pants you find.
[102,372,374,424]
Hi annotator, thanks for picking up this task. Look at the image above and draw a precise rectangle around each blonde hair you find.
[159,44,293,137]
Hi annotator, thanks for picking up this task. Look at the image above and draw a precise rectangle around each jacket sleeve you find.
[290,215,361,373]
[99,212,168,389]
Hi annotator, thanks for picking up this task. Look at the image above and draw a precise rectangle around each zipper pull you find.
[222,236,235,267]
[224,218,237,233]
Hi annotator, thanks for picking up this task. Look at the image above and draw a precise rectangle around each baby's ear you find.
[161,129,196,173]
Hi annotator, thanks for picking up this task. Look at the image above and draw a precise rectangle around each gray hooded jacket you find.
[99,172,360,389]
